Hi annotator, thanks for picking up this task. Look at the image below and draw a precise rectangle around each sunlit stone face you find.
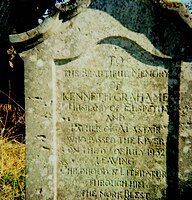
[54,0,87,12]
[157,0,192,28]
[161,0,192,14]
[174,0,192,13]
[18,0,192,199]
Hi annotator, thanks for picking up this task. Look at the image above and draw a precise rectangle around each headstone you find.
[16,0,192,199]
[179,61,192,199]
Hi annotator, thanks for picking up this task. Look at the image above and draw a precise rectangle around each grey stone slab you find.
[19,0,192,199]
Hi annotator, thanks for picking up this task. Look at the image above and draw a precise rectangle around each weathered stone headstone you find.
[179,61,192,199]
[16,0,192,199]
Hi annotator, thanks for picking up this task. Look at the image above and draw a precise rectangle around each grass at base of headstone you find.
[0,99,25,199]
[0,138,25,199]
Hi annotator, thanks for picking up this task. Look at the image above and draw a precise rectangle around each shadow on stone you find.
[90,0,192,61]
[90,0,192,198]
[98,36,171,68]
[98,34,181,199]
[179,174,192,200]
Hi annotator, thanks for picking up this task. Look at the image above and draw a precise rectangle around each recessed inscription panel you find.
[56,45,169,199]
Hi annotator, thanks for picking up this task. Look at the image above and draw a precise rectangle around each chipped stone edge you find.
[9,13,59,43]
[9,0,91,44]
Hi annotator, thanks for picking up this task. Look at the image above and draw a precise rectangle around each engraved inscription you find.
[56,45,169,199]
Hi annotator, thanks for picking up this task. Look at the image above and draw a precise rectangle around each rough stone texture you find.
[19,0,192,199]
[179,61,192,199]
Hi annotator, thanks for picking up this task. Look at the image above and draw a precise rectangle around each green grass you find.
[0,138,25,199]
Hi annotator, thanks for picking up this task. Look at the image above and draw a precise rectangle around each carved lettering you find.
[124,191,151,200]
[134,125,162,135]
[95,156,135,166]
[137,136,165,146]
[90,179,146,189]
[62,92,168,104]
[56,36,169,199]
[106,113,125,122]
[80,189,151,199]
[66,136,116,144]
[61,68,168,78]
